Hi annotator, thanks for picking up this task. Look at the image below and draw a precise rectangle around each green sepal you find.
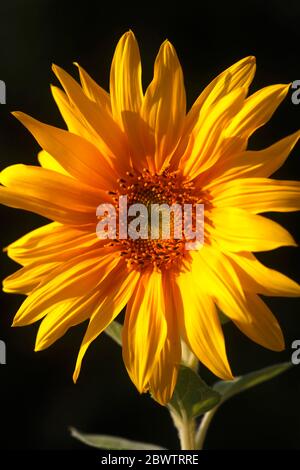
[168,365,221,418]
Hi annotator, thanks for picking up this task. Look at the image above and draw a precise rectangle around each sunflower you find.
[1,31,300,405]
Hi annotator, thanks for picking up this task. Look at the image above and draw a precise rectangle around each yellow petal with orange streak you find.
[170,56,256,169]
[192,247,284,351]
[141,40,186,173]
[38,150,70,176]
[73,266,140,382]
[149,272,181,405]
[176,266,233,380]
[208,207,296,252]
[13,111,116,190]
[222,84,290,156]
[110,31,143,127]
[5,223,99,266]
[3,261,59,295]
[12,248,119,326]
[205,130,300,185]
[51,85,101,146]
[210,178,300,213]
[0,164,103,225]
[52,64,129,169]
[185,56,256,136]
[179,87,246,179]
[35,289,100,351]
[227,251,300,297]
[74,62,111,112]
[122,270,167,393]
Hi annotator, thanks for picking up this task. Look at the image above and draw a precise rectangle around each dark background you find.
[0,0,299,450]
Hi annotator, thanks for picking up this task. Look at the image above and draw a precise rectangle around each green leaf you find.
[104,320,122,346]
[168,366,221,419]
[70,427,166,450]
[213,362,293,402]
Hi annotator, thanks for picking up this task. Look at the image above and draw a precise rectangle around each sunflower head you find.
[1,31,299,405]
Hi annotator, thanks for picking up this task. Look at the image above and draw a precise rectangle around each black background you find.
[0,0,299,450]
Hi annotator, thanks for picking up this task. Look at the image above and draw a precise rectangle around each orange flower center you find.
[107,168,211,271]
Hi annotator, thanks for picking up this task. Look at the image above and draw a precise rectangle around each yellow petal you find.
[3,261,59,294]
[52,64,130,169]
[227,251,300,297]
[0,164,103,225]
[193,244,245,302]
[38,150,70,176]
[223,291,285,351]
[12,248,119,326]
[122,270,167,393]
[179,87,246,179]
[35,289,100,351]
[109,31,148,170]
[149,273,181,405]
[193,247,284,351]
[13,111,116,190]
[51,85,99,144]
[185,56,256,136]
[170,56,256,169]
[5,222,99,266]
[110,31,143,127]
[210,178,300,213]
[74,62,111,112]
[239,294,284,351]
[0,188,91,226]
[206,130,300,185]
[223,84,290,155]
[176,266,233,380]
[149,336,179,405]
[73,266,140,382]
[141,40,186,172]
[209,207,296,252]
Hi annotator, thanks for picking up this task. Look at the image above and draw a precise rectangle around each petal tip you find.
[72,370,79,384]
[34,338,46,352]
[52,64,62,77]
[217,362,234,381]
[121,30,136,44]
[161,39,173,50]
[273,339,285,352]
[11,111,22,119]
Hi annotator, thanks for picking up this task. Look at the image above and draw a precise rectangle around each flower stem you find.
[169,408,196,450]
[179,415,196,450]
[195,407,219,450]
